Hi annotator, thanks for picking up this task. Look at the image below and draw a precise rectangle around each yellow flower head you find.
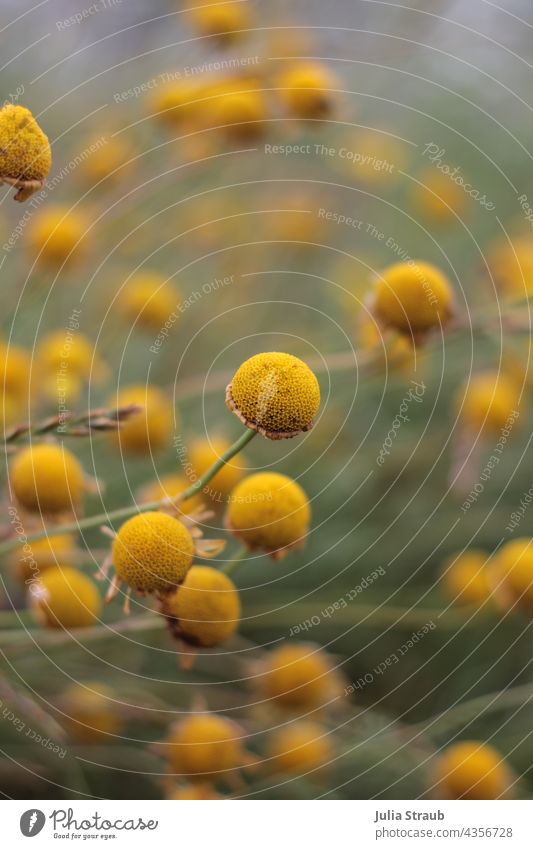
[110,384,173,455]
[189,435,247,502]
[78,134,133,185]
[166,713,249,781]
[139,473,201,514]
[30,566,101,629]
[488,237,533,300]
[412,169,466,222]
[277,61,339,119]
[62,682,120,742]
[161,565,241,647]
[210,88,266,140]
[494,538,533,614]
[11,444,86,515]
[149,79,202,128]
[442,549,492,607]
[372,261,453,335]
[433,741,512,799]
[187,0,251,45]
[119,271,178,331]
[226,472,310,559]
[29,205,90,267]
[112,511,195,595]
[267,721,332,777]
[259,643,341,709]
[0,103,51,200]
[226,351,320,439]
[10,532,76,584]
[0,342,31,400]
[457,371,519,436]
[37,330,106,382]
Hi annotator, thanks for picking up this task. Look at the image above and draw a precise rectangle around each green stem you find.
[221,545,249,577]
[0,428,257,555]
[413,683,533,738]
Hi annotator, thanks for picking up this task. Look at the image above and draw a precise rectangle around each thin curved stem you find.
[221,545,250,577]
[0,428,257,555]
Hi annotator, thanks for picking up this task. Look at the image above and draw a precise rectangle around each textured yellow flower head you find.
[258,643,342,709]
[109,384,173,455]
[457,371,519,436]
[442,549,492,608]
[277,61,339,119]
[112,512,195,595]
[62,682,120,743]
[0,342,31,401]
[29,205,90,267]
[267,721,332,777]
[372,261,454,336]
[165,713,250,782]
[0,103,51,200]
[226,472,310,559]
[433,742,512,800]
[11,444,86,515]
[226,352,320,439]
[10,532,76,584]
[189,435,247,502]
[494,538,533,614]
[187,0,251,45]
[210,88,266,140]
[30,566,101,629]
[161,565,241,648]
[119,271,178,331]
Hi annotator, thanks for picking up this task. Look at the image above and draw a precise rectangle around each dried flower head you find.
[226,352,320,439]
[0,103,51,200]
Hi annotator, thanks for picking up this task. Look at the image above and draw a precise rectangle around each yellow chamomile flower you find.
[110,385,173,455]
[226,472,310,559]
[276,61,339,120]
[226,352,320,439]
[0,103,51,200]
[266,721,332,777]
[28,205,90,268]
[165,713,252,783]
[258,643,342,709]
[441,549,492,607]
[30,566,101,629]
[11,444,86,515]
[187,0,251,46]
[372,261,454,336]
[456,371,519,436]
[433,742,513,800]
[494,538,533,614]
[161,565,241,648]
[119,271,178,331]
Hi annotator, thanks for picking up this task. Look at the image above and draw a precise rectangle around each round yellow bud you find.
[110,385,173,455]
[433,742,512,799]
[161,565,240,647]
[166,714,247,781]
[28,205,89,267]
[30,566,101,629]
[277,62,339,119]
[373,261,453,334]
[112,511,194,594]
[267,721,332,776]
[442,550,492,607]
[227,352,320,439]
[226,472,310,559]
[495,538,533,613]
[457,371,519,435]
[119,271,178,331]
[210,88,266,140]
[259,643,341,709]
[11,444,85,514]
[0,104,51,200]
[187,0,251,45]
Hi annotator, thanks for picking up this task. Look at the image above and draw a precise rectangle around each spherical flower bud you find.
[266,721,332,777]
[112,511,195,595]
[109,384,173,455]
[187,0,251,45]
[372,261,453,335]
[226,472,310,559]
[433,742,512,799]
[258,643,342,709]
[441,549,492,607]
[494,537,533,614]
[456,371,519,436]
[30,566,101,629]
[119,271,178,332]
[0,103,51,201]
[277,61,339,119]
[161,565,241,647]
[165,713,249,782]
[11,444,86,515]
[28,205,90,268]
[226,352,320,439]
